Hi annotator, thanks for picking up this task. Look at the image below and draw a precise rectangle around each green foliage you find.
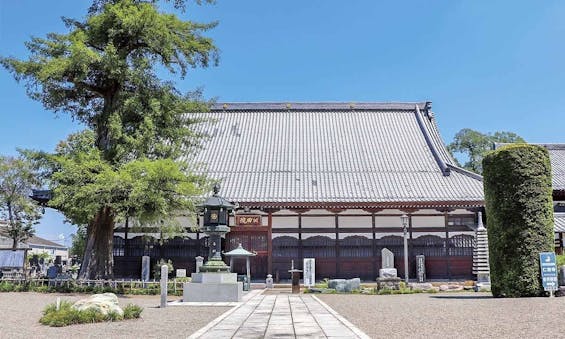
[557,255,565,268]
[70,225,87,259]
[2,0,218,278]
[123,304,143,319]
[39,300,142,327]
[153,258,174,279]
[0,154,42,249]
[447,128,525,174]
[483,144,554,297]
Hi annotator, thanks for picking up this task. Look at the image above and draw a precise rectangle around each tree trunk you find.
[78,206,115,280]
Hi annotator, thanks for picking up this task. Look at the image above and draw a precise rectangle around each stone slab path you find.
[188,293,370,339]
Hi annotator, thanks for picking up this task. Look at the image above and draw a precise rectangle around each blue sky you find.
[1,0,565,243]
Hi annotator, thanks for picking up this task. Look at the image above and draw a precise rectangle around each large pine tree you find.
[2,0,218,279]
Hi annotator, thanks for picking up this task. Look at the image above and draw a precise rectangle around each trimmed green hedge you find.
[483,144,554,297]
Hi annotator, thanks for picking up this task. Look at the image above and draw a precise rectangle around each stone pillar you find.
[160,265,168,308]
[195,256,204,273]
[141,256,150,282]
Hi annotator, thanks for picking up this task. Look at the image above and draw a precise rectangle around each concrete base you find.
[190,272,237,284]
[183,272,242,302]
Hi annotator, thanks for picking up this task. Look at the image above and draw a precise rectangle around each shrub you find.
[39,300,143,327]
[483,144,554,297]
[123,304,143,319]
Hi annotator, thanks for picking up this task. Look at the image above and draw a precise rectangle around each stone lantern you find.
[183,184,243,302]
[199,184,235,273]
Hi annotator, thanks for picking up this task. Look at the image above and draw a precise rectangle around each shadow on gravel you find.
[429,295,493,300]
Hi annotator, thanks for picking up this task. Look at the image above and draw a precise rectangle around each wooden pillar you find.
[372,212,377,279]
[444,211,451,280]
[267,211,273,275]
[335,213,340,277]
[124,216,129,257]
[408,214,413,277]
[298,213,303,265]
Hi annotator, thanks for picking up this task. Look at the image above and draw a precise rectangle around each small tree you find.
[483,144,554,297]
[0,155,42,249]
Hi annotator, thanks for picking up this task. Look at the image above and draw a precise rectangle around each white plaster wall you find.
[302,233,336,239]
[447,231,476,237]
[374,216,402,228]
[272,216,299,228]
[412,216,444,228]
[412,232,446,239]
[338,233,372,239]
[272,233,298,239]
[301,216,334,228]
[338,216,372,228]
[375,232,404,239]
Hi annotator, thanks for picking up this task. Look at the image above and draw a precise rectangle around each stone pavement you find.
[188,292,370,339]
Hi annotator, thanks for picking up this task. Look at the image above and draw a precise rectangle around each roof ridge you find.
[414,105,451,176]
[211,102,428,111]
[446,164,483,181]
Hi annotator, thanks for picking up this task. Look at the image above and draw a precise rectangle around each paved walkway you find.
[189,292,370,339]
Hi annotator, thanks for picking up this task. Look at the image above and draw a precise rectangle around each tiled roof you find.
[555,213,565,233]
[542,144,565,191]
[27,235,66,249]
[184,102,484,208]
[0,225,65,249]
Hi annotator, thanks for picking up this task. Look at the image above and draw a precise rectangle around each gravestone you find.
[160,265,168,308]
[379,248,397,278]
[416,255,426,283]
[382,248,394,268]
[195,256,204,273]
[141,256,150,282]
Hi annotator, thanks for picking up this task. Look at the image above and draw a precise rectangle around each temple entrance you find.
[225,229,268,279]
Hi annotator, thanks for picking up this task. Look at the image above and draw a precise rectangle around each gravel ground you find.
[319,292,565,339]
[0,292,230,339]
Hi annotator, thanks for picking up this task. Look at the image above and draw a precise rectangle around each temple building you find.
[113,102,485,280]
[539,144,565,253]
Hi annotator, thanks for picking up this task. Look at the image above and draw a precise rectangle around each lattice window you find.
[411,235,446,257]
[376,235,404,257]
[303,236,336,258]
[448,234,475,256]
[113,236,125,257]
[272,236,299,258]
[339,235,372,257]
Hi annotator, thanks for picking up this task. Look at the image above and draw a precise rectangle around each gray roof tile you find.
[555,213,565,232]
[184,103,484,207]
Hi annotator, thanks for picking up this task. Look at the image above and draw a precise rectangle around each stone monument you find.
[377,248,401,290]
[183,185,242,302]
[141,256,150,282]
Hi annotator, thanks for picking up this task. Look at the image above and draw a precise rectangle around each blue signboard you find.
[539,252,557,291]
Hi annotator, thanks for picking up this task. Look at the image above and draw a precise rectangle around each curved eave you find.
[236,200,484,210]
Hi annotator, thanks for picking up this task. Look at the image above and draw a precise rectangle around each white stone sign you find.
[303,258,315,287]
[176,269,187,278]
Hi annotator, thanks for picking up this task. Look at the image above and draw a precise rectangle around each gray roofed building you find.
[555,214,565,233]
[540,144,565,192]
[184,102,484,209]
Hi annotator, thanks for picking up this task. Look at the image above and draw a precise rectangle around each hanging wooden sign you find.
[236,215,262,226]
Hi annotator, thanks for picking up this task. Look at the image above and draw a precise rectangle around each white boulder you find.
[72,293,124,316]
